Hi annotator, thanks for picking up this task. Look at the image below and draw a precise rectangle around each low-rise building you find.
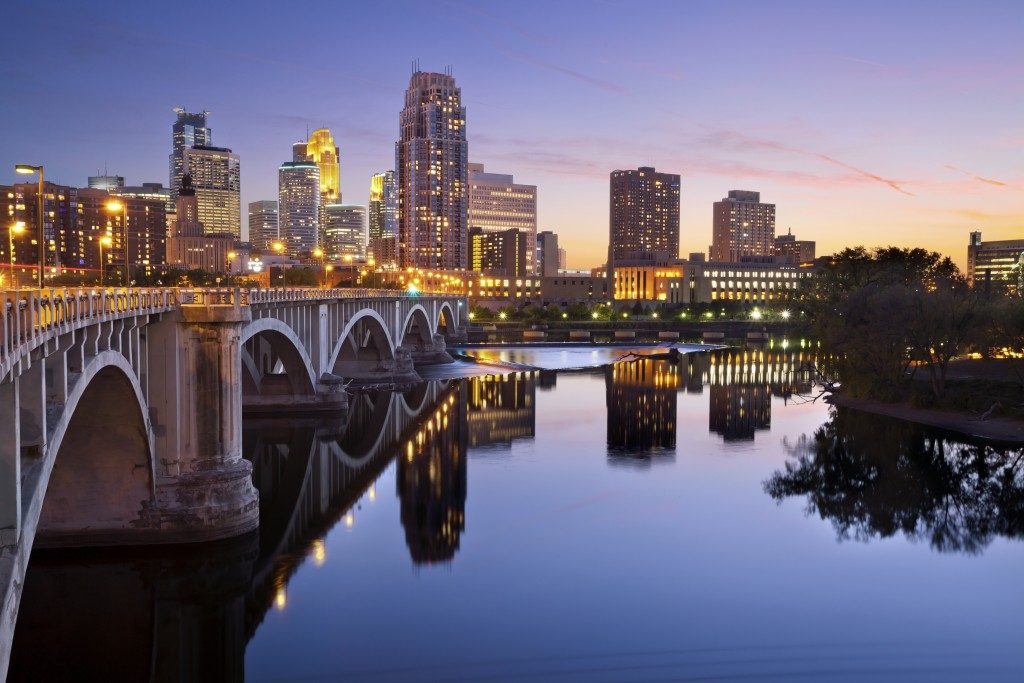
[968,231,1024,289]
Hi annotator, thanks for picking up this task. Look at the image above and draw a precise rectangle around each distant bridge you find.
[0,286,465,679]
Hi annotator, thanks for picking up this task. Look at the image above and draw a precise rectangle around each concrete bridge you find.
[0,286,465,679]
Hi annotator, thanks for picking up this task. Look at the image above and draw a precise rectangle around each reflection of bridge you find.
[9,380,466,681]
[0,286,464,679]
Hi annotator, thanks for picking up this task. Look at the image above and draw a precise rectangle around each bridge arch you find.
[328,309,400,380]
[240,318,318,403]
[436,302,457,341]
[35,351,156,548]
[400,305,435,350]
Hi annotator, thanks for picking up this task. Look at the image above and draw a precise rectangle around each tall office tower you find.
[368,171,398,266]
[468,163,537,272]
[773,228,815,264]
[967,231,1024,290]
[183,145,241,239]
[536,230,560,276]
[248,200,279,251]
[169,108,211,208]
[608,167,680,273]
[88,175,124,191]
[278,160,320,256]
[396,69,468,270]
[306,128,341,203]
[711,190,776,262]
[323,204,366,260]
[292,141,310,162]
[469,227,527,276]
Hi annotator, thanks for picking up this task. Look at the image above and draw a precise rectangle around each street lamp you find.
[105,200,128,287]
[312,247,325,287]
[227,250,237,277]
[15,164,44,288]
[98,235,113,284]
[7,221,25,289]
[272,241,284,254]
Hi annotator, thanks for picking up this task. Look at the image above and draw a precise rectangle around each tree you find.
[283,267,320,286]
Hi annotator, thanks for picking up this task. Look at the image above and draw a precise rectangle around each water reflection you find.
[467,373,536,449]
[765,407,1024,554]
[605,359,677,456]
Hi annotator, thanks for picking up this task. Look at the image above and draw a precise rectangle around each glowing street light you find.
[98,235,113,284]
[15,164,44,288]
[781,310,791,320]
[7,221,26,289]
[272,241,285,253]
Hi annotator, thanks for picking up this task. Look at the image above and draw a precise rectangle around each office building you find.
[305,128,341,204]
[115,182,171,210]
[369,171,398,266]
[609,167,681,270]
[248,200,279,252]
[711,190,776,262]
[278,160,320,256]
[968,231,1024,290]
[536,230,560,276]
[88,175,124,191]
[396,69,468,270]
[184,145,241,239]
[469,227,527,276]
[468,163,537,272]
[774,228,815,264]
[166,174,234,273]
[324,204,366,260]
[169,108,211,208]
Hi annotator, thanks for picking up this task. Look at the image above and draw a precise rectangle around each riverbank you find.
[825,392,1024,445]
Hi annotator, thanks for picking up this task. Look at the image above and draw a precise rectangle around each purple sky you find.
[2,0,1020,268]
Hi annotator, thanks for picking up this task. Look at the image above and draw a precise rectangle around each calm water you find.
[10,348,1024,682]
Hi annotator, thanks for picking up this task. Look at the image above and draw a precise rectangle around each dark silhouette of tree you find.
[764,408,1024,554]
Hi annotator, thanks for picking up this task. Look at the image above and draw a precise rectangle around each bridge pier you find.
[404,333,455,366]
[0,378,20,546]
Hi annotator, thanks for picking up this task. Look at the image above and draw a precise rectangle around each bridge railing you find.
[1,288,177,375]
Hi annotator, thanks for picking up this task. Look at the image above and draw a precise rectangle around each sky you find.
[1,0,1021,269]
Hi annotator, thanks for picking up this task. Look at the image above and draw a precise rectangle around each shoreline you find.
[825,393,1024,445]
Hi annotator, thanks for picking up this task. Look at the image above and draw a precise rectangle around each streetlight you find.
[312,247,325,287]
[227,250,237,277]
[7,221,25,289]
[15,164,44,288]
[98,235,113,284]
[105,200,128,287]
[272,241,284,254]
[324,264,333,288]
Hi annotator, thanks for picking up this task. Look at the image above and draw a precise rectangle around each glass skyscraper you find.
[183,145,241,238]
[396,69,468,270]
[324,204,366,261]
[169,108,211,209]
[278,161,320,256]
[248,200,279,251]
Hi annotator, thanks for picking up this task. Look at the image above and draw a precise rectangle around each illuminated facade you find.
[468,163,537,273]
[369,171,398,265]
[774,228,815,265]
[87,175,124,191]
[469,226,527,276]
[305,128,341,205]
[967,231,1024,290]
[248,200,279,251]
[169,108,211,209]
[467,373,536,449]
[606,359,677,453]
[166,174,234,273]
[323,204,366,260]
[612,255,813,303]
[396,70,468,270]
[278,161,320,256]
[609,167,681,269]
[711,190,776,262]
[184,145,241,239]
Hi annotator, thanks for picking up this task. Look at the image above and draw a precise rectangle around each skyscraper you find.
[396,69,468,270]
[468,163,537,273]
[469,227,527,276]
[278,160,320,256]
[536,230,560,276]
[323,204,366,260]
[306,128,341,204]
[87,175,124,191]
[169,108,211,208]
[368,171,398,266]
[608,166,681,268]
[248,200,279,251]
[183,145,241,239]
[167,174,234,272]
[711,190,776,262]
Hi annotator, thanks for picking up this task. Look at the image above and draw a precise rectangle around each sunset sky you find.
[2,0,1020,269]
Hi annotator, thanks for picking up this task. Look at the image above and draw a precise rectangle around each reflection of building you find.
[397,70,468,270]
[709,383,771,441]
[397,383,468,564]
[468,163,537,273]
[967,231,1024,290]
[467,373,536,448]
[469,226,527,276]
[605,359,678,452]
[711,190,776,262]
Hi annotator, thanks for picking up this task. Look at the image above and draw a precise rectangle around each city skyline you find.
[1,1,1020,269]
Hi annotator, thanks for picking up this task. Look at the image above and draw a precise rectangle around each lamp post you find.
[312,247,324,287]
[227,250,237,278]
[14,164,44,288]
[105,200,128,287]
[98,235,113,285]
[7,221,26,289]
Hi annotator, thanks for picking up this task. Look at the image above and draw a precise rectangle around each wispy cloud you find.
[835,55,889,69]
[944,164,1009,187]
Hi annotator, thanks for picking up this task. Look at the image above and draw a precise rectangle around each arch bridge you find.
[0,286,465,679]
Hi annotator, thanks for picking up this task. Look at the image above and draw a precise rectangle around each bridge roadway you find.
[0,286,465,679]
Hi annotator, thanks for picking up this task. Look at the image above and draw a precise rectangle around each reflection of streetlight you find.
[8,221,25,289]
[15,164,44,288]
[105,200,128,287]
[98,235,113,284]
